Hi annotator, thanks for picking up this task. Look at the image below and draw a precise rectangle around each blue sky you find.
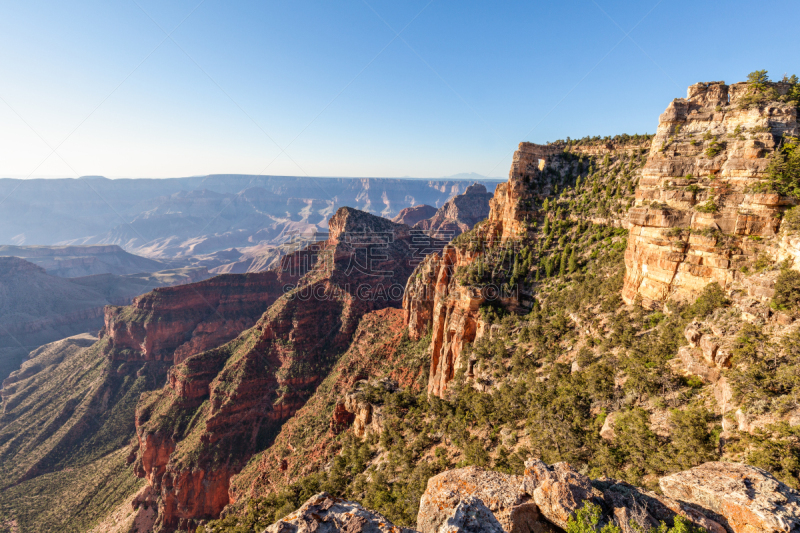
[1,0,797,179]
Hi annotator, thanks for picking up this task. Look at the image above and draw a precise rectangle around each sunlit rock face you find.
[622,81,798,307]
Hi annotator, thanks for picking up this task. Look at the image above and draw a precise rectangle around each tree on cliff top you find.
[747,69,770,89]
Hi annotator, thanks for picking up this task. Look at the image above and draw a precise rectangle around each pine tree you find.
[560,247,569,277]
[543,217,550,235]
[568,249,577,273]
[575,175,582,189]
[542,198,550,212]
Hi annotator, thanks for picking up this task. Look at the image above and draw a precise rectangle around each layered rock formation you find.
[402,140,623,398]
[403,246,485,397]
[484,143,564,242]
[0,256,207,381]
[132,208,432,531]
[622,81,799,307]
[102,252,309,365]
[393,205,439,227]
[414,183,493,238]
[227,307,427,503]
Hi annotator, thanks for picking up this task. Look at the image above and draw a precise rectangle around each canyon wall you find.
[403,246,484,398]
[415,183,493,238]
[403,141,609,398]
[101,252,310,365]
[622,81,798,307]
[132,208,431,531]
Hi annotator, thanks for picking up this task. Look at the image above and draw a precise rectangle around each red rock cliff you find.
[102,252,310,365]
[133,208,432,531]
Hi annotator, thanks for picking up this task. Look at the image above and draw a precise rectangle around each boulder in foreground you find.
[660,462,800,533]
[264,493,417,533]
[417,466,548,533]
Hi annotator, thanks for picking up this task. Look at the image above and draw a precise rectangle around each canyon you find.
[1,77,800,533]
[0,256,209,382]
[0,176,499,272]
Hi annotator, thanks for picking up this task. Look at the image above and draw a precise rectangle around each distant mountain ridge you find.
[0,175,500,245]
[0,175,500,273]
[0,244,166,277]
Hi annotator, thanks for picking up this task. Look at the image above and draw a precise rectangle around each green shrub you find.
[685,282,728,319]
[565,502,620,533]
[695,200,718,213]
[704,141,724,158]
[760,138,800,199]
[669,407,718,470]
[772,269,800,315]
[784,207,800,234]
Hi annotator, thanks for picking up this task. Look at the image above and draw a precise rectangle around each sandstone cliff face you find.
[403,246,485,397]
[415,183,493,238]
[133,208,431,531]
[622,81,799,307]
[102,253,309,365]
[484,144,565,243]
[481,141,646,243]
[402,140,640,398]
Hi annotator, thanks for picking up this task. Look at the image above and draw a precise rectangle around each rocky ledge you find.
[622,80,799,307]
[265,493,416,533]
[265,460,800,533]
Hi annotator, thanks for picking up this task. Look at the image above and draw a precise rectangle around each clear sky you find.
[1,0,797,180]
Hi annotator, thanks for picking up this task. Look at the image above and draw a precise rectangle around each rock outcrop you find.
[415,183,493,238]
[133,208,435,531]
[393,205,438,227]
[622,81,799,307]
[434,497,506,533]
[265,460,800,533]
[660,462,800,533]
[418,466,544,533]
[483,144,563,243]
[521,460,597,529]
[416,461,743,533]
[265,492,417,533]
[102,253,310,365]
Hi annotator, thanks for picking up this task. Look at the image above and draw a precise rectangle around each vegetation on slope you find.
[0,336,169,532]
[205,140,800,532]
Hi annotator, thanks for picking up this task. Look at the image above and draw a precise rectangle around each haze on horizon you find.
[1,0,797,180]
